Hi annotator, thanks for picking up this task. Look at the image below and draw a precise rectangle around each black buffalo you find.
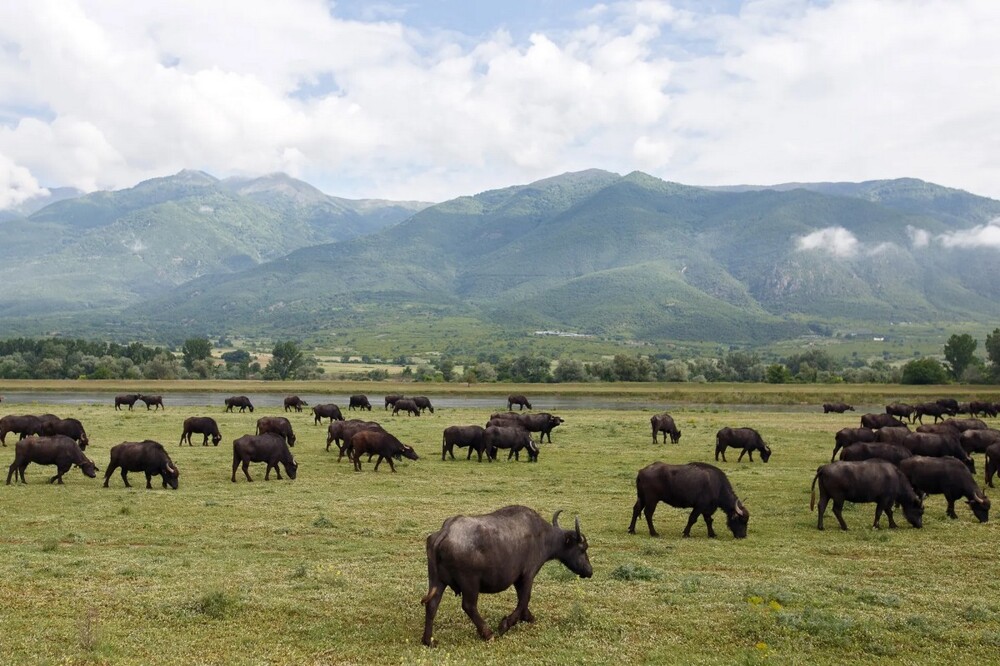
[442,425,492,462]
[823,403,854,414]
[936,398,961,415]
[898,432,975,473]
[103,440,179,489]
[384,394,404,411]
[899,455,990,522]
[507,395,532,411]
[6,435,98,485]
[810,460,923,530]
[943,418,988,432]
[312,403,344,424]
[413,396,435,414]
[224,396,254,413]
[961,429,1000,455]
[283,396,307,412]
[914,402,950,424]
[628,462,749,539]
[970,401,999,418]
[256,416,296,447]
[831,427,876,461]
[489,412,563,443]
[37,417,89,450]
[350,429,418,472]
[483,425,538,462]
[885,403,916,423]
[715,427,771,463]
[0,414,43,445]
[326,420,383,456]
[393,399,421,417]
[138,394,164,410]
[231,433,297,482]
[180,416,223,446]
[349,395,372,411]
[114,394,140,411]
[986,442,1000,488]
[861,413,908,429]
[420,505,592,646]
[650,413,681,444]
[839,442,913,465]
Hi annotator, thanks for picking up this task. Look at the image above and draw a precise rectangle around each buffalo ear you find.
[564,534,574,546]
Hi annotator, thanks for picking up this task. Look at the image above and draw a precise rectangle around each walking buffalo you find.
[138,394,164,410]
[180,417,222,446]
[899,456,990,522]
[914,402,950,424]
[256,416,296,447]
[6,435,98,485]
[442,425,492,462]
[413,396,435,414]
[313,403,344,424]
[823,403,854,414]
[885,403,916,423]
[810,460,923,530]
[224,396,254,413]
[650,413,681,444]
[103,440,179,489]
[507,395,532,411]
[628,462,749,539]
[231,433,297,482]
[349,395,372,411]
[115,394,140,411]
[38,417,89,450]
[283,396,307,412]
[970,401,998,418]
[0,414,43,445]
[393,399,421,417]
[349,429,418,472]
[715,427,771,463]
[420,506,592,646]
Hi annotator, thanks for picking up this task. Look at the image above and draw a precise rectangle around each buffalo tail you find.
[420,586,439,605]
[810,470,820,511]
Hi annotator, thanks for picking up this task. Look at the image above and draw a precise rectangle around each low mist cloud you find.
[908,219,1000,249]
[795,226,859,257]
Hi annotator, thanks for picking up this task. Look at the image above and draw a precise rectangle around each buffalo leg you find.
[242,460,253,482]
[832,499,848,530]
[628,499,644,534]
[460,589,493,641]
[51,463,71,484]
[5,462,17,485]
[988,457,996,488]
[102,464,118,487]
[703,512,717,538]
[682,508,701,537]
[231,457,239,482]
[816,492,829,530]
[144,472,153,489]
[18,464,27,483]
[500,577,534,634]
[945,497,958,519]
[121,469,131,488]
[386,457,397,472]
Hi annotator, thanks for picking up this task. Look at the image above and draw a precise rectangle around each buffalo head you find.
[163,463,180,490]
[401,445,419,461]
[726,500,750,538]
[552,511,593,579]
[285,457,298,480]
[79,459,98,479]
[211,433,222,446]
[760,446,772,463]
[967,491,990,523]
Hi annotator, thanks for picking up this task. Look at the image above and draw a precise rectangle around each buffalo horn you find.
[975,492,987,503]
[574,516,581,538]
[734,503,744,517]
[552,510,563,528]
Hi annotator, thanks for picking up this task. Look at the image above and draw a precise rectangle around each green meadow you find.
[1,394,999,664]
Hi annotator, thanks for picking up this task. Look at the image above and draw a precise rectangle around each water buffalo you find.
[350,429,418,472]
[914,402,950,424]
[970,401,998,418]
[103,440,179,489]
[861,413,908,429]
[823,403,854,414]
[0,414,43,445]
[629,462,749,539]
[885,403,916,423]
[715,427,771,463]
[256,416,296,447]
[916,422,963,437]
[943,418,988,432]
[38,417,89,450]
[224,396,254,413]
[483,425,538,462]
[6,435,98,485]
[961,429,1000,455]
[489,413,563,443]
[420,506,592,646]
[831,427,876,461]
[899,455,990,522]
[986,442,1000,488]
[810,460,924,530]
[442,425,492,462]
[325,420,382,456]
[839,442,913,465]
[349,395,372,411]
[507,395,532,411]
[115,394,140,411]
[313,403,344,424]
[898,432,975,473]
[936,398,960,415]
[393,399,421,417]
[138,394,164,410]
[650,413,681,444]
[231,433,297,482]
[180,416,223,446]
[384,394,404,411]
[283,396,307,412]
[413,396,435,414]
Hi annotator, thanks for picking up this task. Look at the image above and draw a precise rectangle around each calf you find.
[715,427,771,463]
[180,416,222,446]
[899,456,990,522]
[811,460,923,530]
[421,506,592,646]
[313,403,344,424]
[350,429,418,472]
[256,416,296,447]
[650,413,681,444]
[231,433,297,482]
[6,435,98,485]
[103,440,179,489]
[629,462,749,539]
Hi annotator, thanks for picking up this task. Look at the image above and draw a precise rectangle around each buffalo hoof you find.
[422,637,436,648]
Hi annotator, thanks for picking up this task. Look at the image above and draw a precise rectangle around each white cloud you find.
[0,153,48,208]
[795,226,859,258]
[936,220,1000,249]
[907,225,931,249]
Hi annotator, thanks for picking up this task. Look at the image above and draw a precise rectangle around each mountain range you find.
[3,168,1000,348]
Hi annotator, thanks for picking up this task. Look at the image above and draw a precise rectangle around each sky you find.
[1,0,998,208]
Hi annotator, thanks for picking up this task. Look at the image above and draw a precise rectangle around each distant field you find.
[2,395,1000,664]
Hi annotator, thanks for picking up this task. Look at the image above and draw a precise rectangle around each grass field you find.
[2,396,1000,664]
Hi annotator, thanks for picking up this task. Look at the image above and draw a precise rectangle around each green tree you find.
[900,358,949,385]
[985,328,1000,378]
[553,359,585,383]
[765,364,792,384]
[265,341,305,380]
[943,333,978,380]
[182,337,212,370]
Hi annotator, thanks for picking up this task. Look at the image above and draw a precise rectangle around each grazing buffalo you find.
[6,435,98,485]
[810,460,923,530]
[349,395,372,411]
[961,429,1000,455]
[651,413,681,444]
[986,442,1000,488]
[231,433,297,482]
[916,422,963,437]
[326,420,382,456]
[943,418,988,432]
[839,442,913,465]
[899,456,990,522]
[886,403,916,423]
[256,416,296,447]
[507,395,532,411]
[874,426,917,445]
[283,396,307,412]
[898,432,975,473]
[420,506,592,646]
[861,413,908,430]
[393,399,421,417]
[629,462,749,539]
[823,403,854,414]
[350,429,418,472]
[413,396,435,414]
[483,425,538,462]
[384,394,404,411]
[115,394,141,411]
[180,416,222,446]
[442,425,492,462]
[970,401,998,418]
[224,396,254,413]
[489,413,563,443]
[715,427,771,463]
[103,440,179,489]
[313,403,344,424]
[831,427,876,462]
[38,417,89,450]
[138,394,164,410]
[0,414,43,445]
[914,402,950,424]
